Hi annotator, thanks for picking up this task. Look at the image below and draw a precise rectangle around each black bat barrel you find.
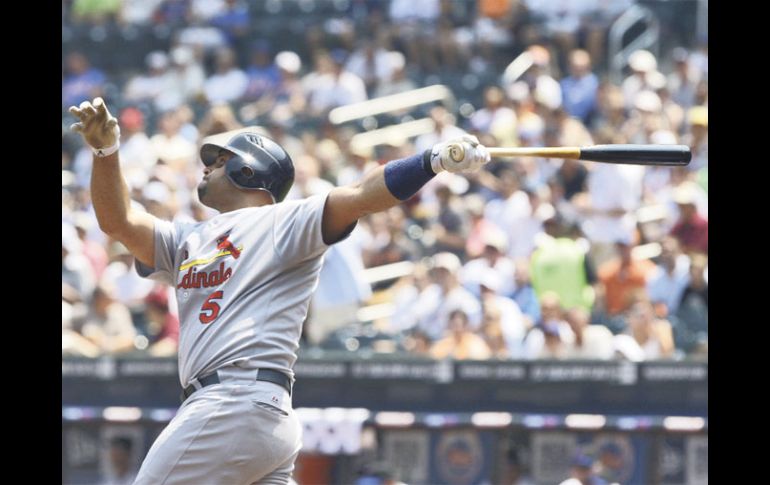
[579,144,691,166]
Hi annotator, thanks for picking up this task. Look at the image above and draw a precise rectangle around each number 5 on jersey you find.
[200,291,224,324]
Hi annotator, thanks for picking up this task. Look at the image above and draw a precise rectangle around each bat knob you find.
[449,143,465,162]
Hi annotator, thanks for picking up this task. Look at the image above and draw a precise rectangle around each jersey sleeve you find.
[135,219,182,285]
[273,193,349,262]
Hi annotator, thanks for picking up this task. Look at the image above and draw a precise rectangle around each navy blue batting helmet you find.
[200,132,295,202]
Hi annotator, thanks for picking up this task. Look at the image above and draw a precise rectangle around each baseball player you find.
[68,97,490,484]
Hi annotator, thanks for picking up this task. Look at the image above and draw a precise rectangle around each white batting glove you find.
[429,134,490,174]
[68,97,121,157]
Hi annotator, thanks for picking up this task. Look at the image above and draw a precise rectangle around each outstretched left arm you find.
[321,135,489,244]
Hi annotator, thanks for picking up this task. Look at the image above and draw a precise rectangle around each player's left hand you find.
[68,97,120,152]
[429,134,490,174]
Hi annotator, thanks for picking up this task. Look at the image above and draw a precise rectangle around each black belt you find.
[180,368,292,403]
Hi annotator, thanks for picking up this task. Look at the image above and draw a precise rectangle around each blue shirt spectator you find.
[560,49,599,123]
[62,52,105,108]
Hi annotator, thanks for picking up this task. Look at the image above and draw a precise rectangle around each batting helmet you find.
[200,133,295,202]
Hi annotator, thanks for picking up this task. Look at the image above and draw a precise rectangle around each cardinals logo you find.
[216,232,241,259]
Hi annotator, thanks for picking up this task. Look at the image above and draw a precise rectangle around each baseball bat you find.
[450,144,691,166]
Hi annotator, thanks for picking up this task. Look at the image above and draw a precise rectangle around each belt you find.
[180,368,292,403]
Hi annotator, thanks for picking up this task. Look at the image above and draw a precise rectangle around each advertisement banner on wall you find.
[381,429,431,484]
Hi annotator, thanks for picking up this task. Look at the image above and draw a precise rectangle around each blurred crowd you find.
[62,0,707,362]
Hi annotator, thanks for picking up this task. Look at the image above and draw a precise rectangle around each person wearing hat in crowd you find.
[559,453,608,485]
[524,291,574,360]
[669,181,708,255]
[124,51,178,110]
[622,49,658,110]
[477,268,529,358]
[337,142,380,187]
[409,252,483,342]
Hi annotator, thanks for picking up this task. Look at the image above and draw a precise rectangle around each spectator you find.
[286,155,335,200]
[682,105,708,171]
[242,40,281,102]
[304,49,367,116]
[484,167,532,257]
[669,182,708,255]
[62,52,105,108]
[363,207,421,268]
[124,51,180,111]
[414,105,468,153]
[345,36,399,95]
[524,292,575,359]
[596,237,655,324]
[209,0,250,46]
[429,309,492,360]
[80,282,137,354]
[117,107,158,188]
[560,49,599,124]
[563,307,614,360]
[373,51,418,98]
[73,213,109,279]
[461,228,517,298]
[169,45,206,104]
[478,269,529,359]
[101,242,155,313]
[150,110,198,171]
[646,237,691,317]
[674,253,708,354]
[511,258,541,327]
[143,286,180,357]
[71,0,120,24]
[101,436,138,485]
[469,86,518,147]
[429,181,470,258]
[337,143,379,187]
[558,453,607,485]
[613,297,675,361]
[411,252,482,342]
[204,47,248,103]
[197,103,243,139]
[668,47,700,109]
[622,50,659,110]
[62,223,96,302]
[530,216,596,312]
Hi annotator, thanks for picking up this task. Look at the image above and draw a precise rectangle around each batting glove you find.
[68,97,121,157]
[429,135,490,174]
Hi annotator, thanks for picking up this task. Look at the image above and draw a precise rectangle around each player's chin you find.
[197,183,209,204]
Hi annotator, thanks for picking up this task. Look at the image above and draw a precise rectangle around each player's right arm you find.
[69,98,157,268]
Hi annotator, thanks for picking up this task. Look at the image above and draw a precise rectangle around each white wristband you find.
[92,140,120,158]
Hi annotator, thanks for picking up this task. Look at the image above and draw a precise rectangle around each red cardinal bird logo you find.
[216,233,241,259]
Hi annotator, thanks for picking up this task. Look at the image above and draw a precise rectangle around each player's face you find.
[198,151,234,207]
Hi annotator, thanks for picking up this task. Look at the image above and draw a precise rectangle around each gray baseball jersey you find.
[137,193,332,388]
